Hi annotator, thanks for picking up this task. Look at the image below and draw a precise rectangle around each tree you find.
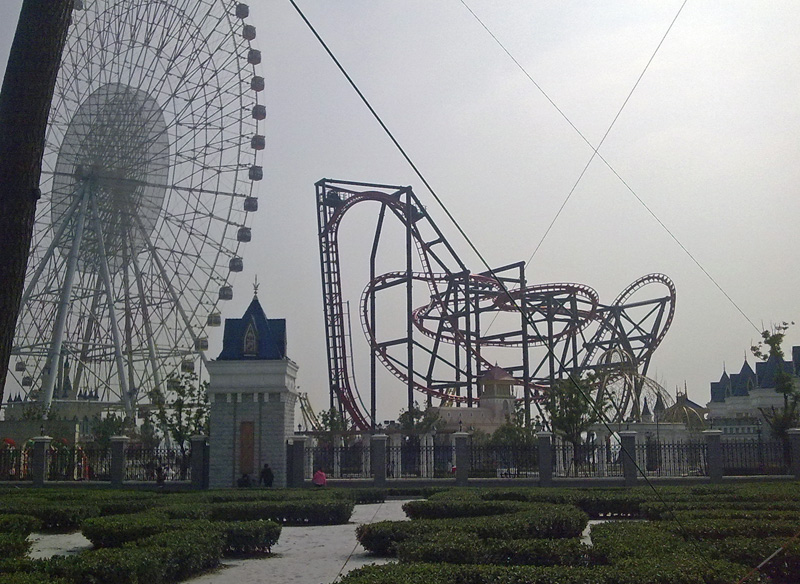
[544,375,607,469]
[0,1,74,403]
[148,372,209,460]
[90,413,133,449]
[397,402,443,435]
[751,322,799,455]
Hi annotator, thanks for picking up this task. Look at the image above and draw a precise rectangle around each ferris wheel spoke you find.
[41,184,90,410]
[88,192,132,415]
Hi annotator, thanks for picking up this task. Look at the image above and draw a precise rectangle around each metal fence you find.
[46,447,110,481]
[0,448,29,481]
[302,437,794,481]
[471,444,537,478]
[721,440,788,476]
[125,447,190,482]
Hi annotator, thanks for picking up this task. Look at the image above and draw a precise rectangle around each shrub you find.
[590,520,692,563]
[47,547,167,584]
[215,520,281,555]
[210,499,354,525]
[81,513,169,548]
[396,533,593,566]
[0,575,70,584]
[0,514,42,536]
[0,533,32,559]
[402,499,525,520]
[702,537,800,584]
[7,503,100,531]
[160,503,212,520]
[336,559,762,584]
[130,528,224,582]
[357,505,587,556]
[666,518,800,540]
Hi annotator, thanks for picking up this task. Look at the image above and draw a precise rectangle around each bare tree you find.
[0,0,74,403]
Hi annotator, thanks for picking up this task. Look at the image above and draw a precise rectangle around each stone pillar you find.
[453,432,470,486]
[190,435,209,489]
[31,436,51,488]
[109,436,129,488]
[619,431,638,487]
[371,434,387,486]
[703,429,723,483]
[286,436,307,488]
[788,429,800,480]
[537,432,553,487]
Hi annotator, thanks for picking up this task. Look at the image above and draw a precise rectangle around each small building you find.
[207,291,298,488]
[432,365,518,434]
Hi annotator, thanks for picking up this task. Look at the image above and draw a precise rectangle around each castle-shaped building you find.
[706,347,800,440]
[207,291,298,488]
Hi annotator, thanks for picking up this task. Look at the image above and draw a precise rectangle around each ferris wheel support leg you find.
[19,193,83,310]
[129,244,162,400]
[136,218,207,368]
[40,185,90,411]
[89,195,133,419]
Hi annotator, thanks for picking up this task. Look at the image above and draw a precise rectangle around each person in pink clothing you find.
[312,468,327,487]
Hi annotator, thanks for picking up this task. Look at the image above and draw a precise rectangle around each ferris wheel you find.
[5,0,265,418]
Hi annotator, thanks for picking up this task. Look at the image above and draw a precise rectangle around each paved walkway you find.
[185,499,406,584]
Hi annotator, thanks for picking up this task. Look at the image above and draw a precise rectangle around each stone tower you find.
[207,292,298,488]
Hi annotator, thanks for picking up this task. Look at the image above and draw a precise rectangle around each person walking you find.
[259,463,274,488]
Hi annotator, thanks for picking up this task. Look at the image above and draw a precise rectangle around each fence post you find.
[703,429,723,483]
[109,436,129,488]
[787,428,800,479]
[371,434,387,487]
[537,432,553,487]
[31,436,51,488]
[453,432,470,486]
[190,435,209,489]
[619,431,638,487]
[286,436,307,487]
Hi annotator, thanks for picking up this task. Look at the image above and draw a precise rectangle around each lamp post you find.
[756,418,763,472]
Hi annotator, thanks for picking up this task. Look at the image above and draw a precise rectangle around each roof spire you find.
[253,275,260,298]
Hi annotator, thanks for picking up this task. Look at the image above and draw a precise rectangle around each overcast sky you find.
[2,1,799,423]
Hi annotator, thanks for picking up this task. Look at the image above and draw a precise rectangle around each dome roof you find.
[660,392,707,431]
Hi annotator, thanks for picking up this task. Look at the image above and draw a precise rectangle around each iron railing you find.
[0,448,29,481]
[125,447,190,481]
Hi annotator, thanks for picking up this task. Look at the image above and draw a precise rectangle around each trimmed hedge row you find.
[590,521,693,564]
[337,559,762,584]
[0,514,42,536]
[0,533,32,559]
[357,504,587,556]
[396,533,592,567]
[402,498,526,520]
[46,527,224,584]
[665,518,800,540]
[0,503,100,531]
[216,519,282,555]
[210,499,354,525]
[81,513,169,548]
[702,537,800,584]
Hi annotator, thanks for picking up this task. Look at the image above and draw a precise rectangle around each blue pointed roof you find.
[217,295,287,361]
[755,353,793,389]
[729,360,756,397]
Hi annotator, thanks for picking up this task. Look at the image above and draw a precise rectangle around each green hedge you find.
[357,505,587,556]
[215,519,281,555]
[590,520,693,564]
[210,499,354,525]
[0,574,70,584]
[0,514,42,536]
[402,498,526,520]
[665,518,800,540]
[396,533,593,566]
[47,527,224,584]
[81,513,169,548]
[0,533,33,559]
[0,503,100,531]
[337,559,762,584]
[702,537,800,584]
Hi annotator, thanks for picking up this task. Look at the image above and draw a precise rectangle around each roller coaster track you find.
[317,179,676,431]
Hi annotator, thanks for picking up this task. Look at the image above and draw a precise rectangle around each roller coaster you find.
[317,179,676,431]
